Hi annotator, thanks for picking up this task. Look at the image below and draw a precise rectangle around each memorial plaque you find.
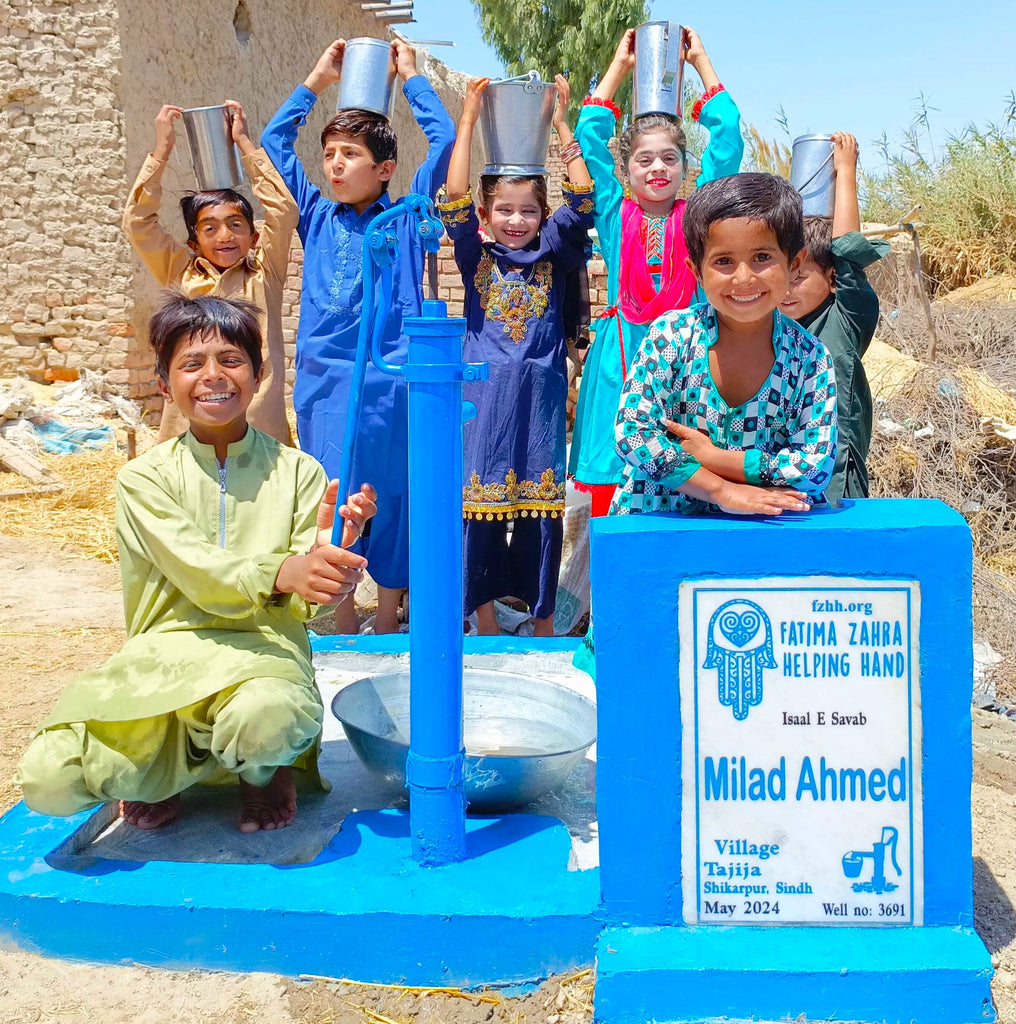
[680,577,923,926]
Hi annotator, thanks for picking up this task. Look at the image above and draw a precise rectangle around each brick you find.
[106,321,134,337]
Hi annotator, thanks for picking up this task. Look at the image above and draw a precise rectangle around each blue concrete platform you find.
[0,801,599,985]
[595,924,995,1024]
[0,637,600,987]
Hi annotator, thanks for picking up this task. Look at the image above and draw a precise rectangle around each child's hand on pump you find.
[274,481,377,605]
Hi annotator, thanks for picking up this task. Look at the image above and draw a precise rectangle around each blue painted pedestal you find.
[590,499,993,1024]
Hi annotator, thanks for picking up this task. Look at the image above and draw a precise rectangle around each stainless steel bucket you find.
[331,669,597,811]
[479,71,557,176]
[790,134,835,217]
[633,21,684,119]
[182,105,243,191]
[338,37,397,119]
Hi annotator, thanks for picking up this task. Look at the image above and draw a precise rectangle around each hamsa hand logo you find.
[703,599,776,721]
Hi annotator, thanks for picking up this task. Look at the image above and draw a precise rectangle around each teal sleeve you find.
[695,90,745,187]
[575,105,623,259]
[743,448,765,485]
[660,459,703,489]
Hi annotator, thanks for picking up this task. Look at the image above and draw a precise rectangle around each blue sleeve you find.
[542,183,595,274]
[575,105,623,258]
[695,90,744,186]
[260,85,324,238]
[436,194,484,280]
[404,75,456,201]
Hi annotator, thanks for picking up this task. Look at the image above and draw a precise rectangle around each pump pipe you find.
[332,195,488,865]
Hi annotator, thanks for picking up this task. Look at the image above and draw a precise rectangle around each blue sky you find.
[407,0,1015,173]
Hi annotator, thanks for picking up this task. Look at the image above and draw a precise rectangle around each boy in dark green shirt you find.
[780,132,889,500]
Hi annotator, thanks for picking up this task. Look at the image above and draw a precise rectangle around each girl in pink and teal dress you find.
[437,75,594,637]
[568,26,744,516]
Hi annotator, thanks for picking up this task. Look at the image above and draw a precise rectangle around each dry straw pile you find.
[868,295,1016,700]
[0,442,127,564]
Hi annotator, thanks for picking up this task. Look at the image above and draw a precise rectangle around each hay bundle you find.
[867,308,1016,700]
[0,443,126,563]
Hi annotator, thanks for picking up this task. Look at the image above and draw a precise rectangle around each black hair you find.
[619,113,687,170]
[682,172,805,270]
[179,190,255,244]
[149,293,263,384]
[477,174,549,216]
[802,216,834,272]
[321,109,398,193]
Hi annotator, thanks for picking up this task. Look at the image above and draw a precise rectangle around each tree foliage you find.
[470,0,648,118]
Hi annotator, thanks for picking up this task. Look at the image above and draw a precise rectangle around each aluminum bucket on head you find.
[479,71,557,176]
[338,37,397,119]
[633,21,684,119]
[182,105,243,191]
[790,134,835,218]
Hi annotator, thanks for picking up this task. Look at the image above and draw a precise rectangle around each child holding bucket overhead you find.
[779,132,889,501]
[568,26,744,516]
[437,74,594,637]
[261,38,455,634]
[123,101,297,446]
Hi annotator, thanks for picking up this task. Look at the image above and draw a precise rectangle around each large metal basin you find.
[331,669,596,811]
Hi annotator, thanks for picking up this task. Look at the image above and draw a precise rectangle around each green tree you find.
[470,0,648,118]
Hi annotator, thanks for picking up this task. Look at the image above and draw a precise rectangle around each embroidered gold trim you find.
[561,179,595,195]
[463,468,565,520]
[577,198,594,214]
[435,186,473,211]
[474,254,553,344]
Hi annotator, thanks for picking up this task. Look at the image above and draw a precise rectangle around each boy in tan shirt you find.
[123,100,296,443]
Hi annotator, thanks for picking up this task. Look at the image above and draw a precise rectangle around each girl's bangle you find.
[583,96,621,121]
[560,140,583,163]
[691,84,725,122]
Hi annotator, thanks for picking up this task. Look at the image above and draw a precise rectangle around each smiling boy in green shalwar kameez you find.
[16,295,376,833]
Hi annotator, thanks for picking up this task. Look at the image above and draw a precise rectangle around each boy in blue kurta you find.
[16,296,375,833]
[262,38,455,633]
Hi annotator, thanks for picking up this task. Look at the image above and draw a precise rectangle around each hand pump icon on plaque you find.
[842,826,902,894]
[703,599,776,721]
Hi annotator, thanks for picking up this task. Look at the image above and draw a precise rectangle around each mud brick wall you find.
[0,0,133,387]
[1,0,471,421]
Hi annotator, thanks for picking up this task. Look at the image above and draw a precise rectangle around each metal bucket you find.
[633,21,684,119]
[338,37,397,119]
[181,105,243,191]
[790,134,835,217]
[332,669,597,811]
[479,71,557,176]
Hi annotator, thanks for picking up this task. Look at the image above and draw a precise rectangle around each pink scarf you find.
[618,198,698,324]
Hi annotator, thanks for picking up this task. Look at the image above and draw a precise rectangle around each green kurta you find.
[41,429,327,729]
[795,232,889,501]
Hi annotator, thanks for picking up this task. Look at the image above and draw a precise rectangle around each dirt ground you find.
[1,533,1016,1023]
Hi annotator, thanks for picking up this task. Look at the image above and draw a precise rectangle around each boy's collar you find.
[192,252,258,276]
[335,192,391,218]
[182,425,257,460]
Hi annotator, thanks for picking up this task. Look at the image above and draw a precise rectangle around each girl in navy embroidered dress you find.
[438,75,594,636]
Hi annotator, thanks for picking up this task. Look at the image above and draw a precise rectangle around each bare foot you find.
[121,795,181,830]
[238,766,297,833]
